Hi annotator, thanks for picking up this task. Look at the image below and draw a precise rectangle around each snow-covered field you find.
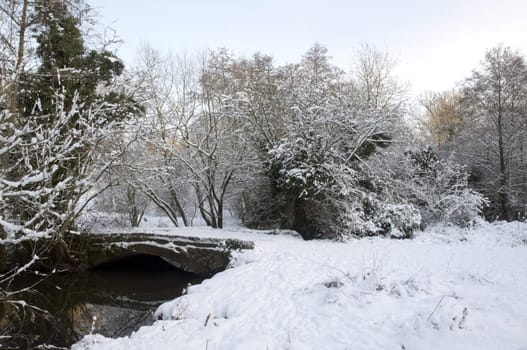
[73,221,527,350]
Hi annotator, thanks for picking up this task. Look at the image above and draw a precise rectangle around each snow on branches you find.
[0,92,120,241]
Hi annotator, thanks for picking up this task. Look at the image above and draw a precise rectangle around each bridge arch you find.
[67,232,253,276]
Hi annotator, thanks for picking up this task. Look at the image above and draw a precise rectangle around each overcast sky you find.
[89,0,527,96]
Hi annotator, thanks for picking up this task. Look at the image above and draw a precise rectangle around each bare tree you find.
[459,45,527,220]
[419,90,466,149]
[351,43,407,112]
[122,45,198,227]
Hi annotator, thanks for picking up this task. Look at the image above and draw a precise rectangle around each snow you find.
[73,221,527,350]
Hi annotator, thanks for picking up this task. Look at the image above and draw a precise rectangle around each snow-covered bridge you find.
[67,232,254,276]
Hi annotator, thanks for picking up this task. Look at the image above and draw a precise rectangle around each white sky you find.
[89,0,527,97]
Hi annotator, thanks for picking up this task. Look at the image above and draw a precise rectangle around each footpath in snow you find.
[73,221,527,350]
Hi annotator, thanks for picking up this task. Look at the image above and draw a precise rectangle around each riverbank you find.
[73,221,527,350]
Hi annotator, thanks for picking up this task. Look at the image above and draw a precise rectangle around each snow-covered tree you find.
[121,47,251,228]
[115,46,195,227]
[0,93,125,240]
[424,46,527,221]
[0,0,137,268]
[459,46,527,220]
[229,44,408,238]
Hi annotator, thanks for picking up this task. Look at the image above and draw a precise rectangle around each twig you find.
[204,312,212,327]
[427,295,445,321]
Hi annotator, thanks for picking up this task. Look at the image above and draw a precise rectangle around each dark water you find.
[1,255,203,349]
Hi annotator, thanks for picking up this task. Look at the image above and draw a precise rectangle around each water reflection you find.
[1,254,203,349]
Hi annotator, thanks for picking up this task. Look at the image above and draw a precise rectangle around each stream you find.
[1,254,204,349]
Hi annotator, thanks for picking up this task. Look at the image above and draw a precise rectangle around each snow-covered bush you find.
[337,192,421,239]
[330,145,484,238]
[267,134,335,200]
[379,204,422,238]
[0,94,109,240]
[397,147,487,227]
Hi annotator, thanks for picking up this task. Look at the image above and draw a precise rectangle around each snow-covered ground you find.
[73,221,527,350]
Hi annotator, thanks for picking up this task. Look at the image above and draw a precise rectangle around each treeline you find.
[1,0,525,250]
[421,45,527,221]
[97,43,484,240]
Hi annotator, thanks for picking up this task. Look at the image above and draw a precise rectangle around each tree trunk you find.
[497,81,510,221]
[217,200,223,229]
[283,196,296,229]
[169,184,189,226]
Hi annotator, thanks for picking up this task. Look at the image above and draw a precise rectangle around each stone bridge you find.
[67,232,254,276]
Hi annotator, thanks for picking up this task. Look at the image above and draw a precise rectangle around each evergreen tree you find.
[23,0,126,117]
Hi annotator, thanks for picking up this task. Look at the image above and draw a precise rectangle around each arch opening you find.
[91,253,186,273]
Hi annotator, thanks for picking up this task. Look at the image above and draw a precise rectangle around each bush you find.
[405,148,487,227]
[378,204,422,238]
[337,193,421,239]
